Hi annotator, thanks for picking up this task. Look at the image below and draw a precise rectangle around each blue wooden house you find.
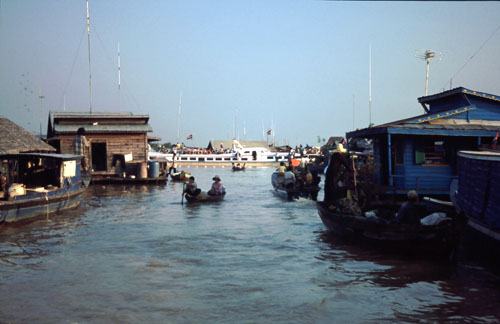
[346,87,500,198]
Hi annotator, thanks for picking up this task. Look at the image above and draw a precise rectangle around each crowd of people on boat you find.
[275,161,321,191]
[321,142,446,225]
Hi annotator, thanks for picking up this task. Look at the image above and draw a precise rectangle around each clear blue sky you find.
[1,1,499,147]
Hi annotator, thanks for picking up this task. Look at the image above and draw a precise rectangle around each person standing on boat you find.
[396,190,422,225]
[0,170,7,198]
[169,153,177,174]
[208,175,224,196]
[73,127,91,172]
[284,166,296,189]
[324,143,355,204]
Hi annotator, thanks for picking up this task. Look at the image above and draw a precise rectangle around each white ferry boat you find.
[148,140,290,166]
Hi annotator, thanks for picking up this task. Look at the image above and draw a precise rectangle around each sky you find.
[1,1,499,148]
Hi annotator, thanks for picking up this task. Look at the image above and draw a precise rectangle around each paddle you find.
[181,182,185,205]
[351,154,358,198]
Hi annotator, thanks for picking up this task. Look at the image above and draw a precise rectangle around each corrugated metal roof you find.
[54,124,152,133]
[0,116,56,154]
[0,153,81,160]
[391,123,498,131]
[48,111,151,136]
[418,87,500,104]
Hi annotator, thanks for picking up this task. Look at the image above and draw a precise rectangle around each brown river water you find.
[1,166,500,324]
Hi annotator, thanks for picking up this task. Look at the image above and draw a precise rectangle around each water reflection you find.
[316,230,500,323]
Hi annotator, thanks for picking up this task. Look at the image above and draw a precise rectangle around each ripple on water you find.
[0,168,500,323]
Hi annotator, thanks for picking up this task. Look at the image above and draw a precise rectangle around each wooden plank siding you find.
[58,134,147,172]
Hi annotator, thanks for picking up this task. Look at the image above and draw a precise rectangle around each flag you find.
[493,130,499,150]
[186,134,193,140]
[267,129,272,135]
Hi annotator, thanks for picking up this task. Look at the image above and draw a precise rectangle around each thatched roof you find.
[0,116,56,154]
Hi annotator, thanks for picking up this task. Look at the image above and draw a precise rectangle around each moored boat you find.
[455,150,500,261]
[316,201,460,257]
[271,171,320,201]
[0,153,87,224]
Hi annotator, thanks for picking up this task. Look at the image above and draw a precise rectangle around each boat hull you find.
[316,201,459,257]
[184,191,226,203]
[456,151,500,265]
[0,184,86,224]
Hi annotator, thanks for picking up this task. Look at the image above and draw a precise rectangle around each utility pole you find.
[38,89,45,138]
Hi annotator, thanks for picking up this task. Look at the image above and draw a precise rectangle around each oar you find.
[181,182,185,205]
[351,154,358,198]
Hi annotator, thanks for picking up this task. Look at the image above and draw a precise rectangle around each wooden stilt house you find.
[346,87,500,199]
[47,111,155,178]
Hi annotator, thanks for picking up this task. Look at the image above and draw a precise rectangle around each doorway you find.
[91,142,107,171]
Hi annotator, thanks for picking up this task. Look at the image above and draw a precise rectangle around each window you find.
[395,141,404,165]
[415,139,447,165]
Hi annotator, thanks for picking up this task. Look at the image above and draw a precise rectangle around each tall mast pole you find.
[86,0,93,113]
[369,44,372,126]
[233,107,238,140]
[425,53,431,96]
[176,92,182,144]
[352,94,355,129]
[118,43,121,111]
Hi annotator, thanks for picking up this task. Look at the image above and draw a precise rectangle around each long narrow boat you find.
[316,201,460,257]
[0,153,87,224]
[232,164,246,171]
[184,191,226,203]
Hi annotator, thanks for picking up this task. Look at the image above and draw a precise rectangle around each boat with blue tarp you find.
[455,150,500,262]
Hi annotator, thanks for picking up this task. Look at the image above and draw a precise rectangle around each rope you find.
[444,23,500,89]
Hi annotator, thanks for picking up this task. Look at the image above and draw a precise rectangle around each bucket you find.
[148,161,160,178]
[137,163,148,179]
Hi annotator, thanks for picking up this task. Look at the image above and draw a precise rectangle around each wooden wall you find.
[58,133,147,173]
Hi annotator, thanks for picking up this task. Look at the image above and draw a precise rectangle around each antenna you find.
[118,43,121,111]
[352,94,355,129]
[417,49,441,96]
[176,92,182,144]
[86,0,92,113]
[368,44,372,126]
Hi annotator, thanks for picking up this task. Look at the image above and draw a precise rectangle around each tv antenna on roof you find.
[416,50,441,96]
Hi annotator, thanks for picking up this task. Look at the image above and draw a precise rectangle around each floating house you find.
[346,87,500,198]
[46,111,159,181]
